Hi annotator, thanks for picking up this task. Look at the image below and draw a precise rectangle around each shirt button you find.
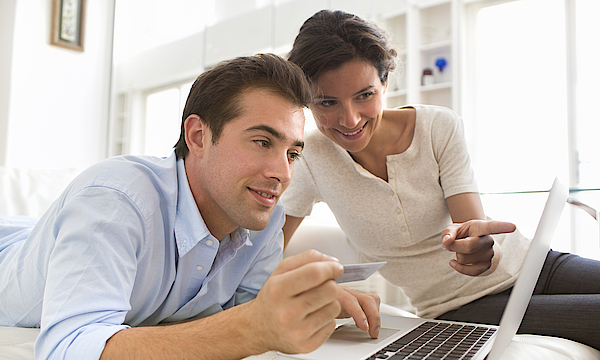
[395,207,402,214]
[389,190,395,196]
[196,265,204,271]
[206,240,214,246]
[401,226,407,232]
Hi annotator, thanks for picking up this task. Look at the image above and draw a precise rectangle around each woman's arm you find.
[101,251,345,359]
[445,192,485,222]
[444,192,510,276]
[283,215,305,249]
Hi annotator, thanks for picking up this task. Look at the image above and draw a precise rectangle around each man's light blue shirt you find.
[0,152,284,359]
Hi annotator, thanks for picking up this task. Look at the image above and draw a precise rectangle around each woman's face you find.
[311,59,387,153]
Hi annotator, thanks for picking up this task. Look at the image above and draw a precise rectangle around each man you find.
[0,54,379,360]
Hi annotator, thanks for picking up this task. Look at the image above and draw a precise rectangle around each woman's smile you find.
[337,121,369,137]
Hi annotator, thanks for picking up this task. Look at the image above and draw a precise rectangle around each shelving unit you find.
[380,0,458,112]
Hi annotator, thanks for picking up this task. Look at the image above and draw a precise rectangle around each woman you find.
[281,9,600,349]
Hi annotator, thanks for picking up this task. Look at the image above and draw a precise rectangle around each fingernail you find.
[363,320,369,330]
[324,255,340,262]
[449,260,456,268]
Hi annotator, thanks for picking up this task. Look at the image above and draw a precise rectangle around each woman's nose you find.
[339,104,361,129]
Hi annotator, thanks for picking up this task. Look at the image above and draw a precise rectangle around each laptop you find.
[282,178,569,360]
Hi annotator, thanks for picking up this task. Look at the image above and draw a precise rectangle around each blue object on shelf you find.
[435,57,447,72]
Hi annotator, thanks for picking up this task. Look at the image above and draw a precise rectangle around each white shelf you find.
[388,89,407,97]
[420,81,452,92]
[418,0,452,10]
[420,40,451,52]
[382,0,456,109]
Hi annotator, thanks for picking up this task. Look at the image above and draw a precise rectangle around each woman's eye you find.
[358,92,374,100]
[317,100,336,107]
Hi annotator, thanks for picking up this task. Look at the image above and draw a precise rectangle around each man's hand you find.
[442,220,516,276]
[249,250,344,354]
[337,287,381,338]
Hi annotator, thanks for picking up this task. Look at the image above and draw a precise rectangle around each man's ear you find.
[184,114,210,158]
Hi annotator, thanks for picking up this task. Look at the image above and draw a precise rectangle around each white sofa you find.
[1,166,599,360]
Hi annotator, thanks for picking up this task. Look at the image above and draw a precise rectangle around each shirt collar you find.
[174,157,253,256]
[174,157,212,256]
[231,227,253,249]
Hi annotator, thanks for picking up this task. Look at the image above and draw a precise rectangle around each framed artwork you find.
[50,0,86,51]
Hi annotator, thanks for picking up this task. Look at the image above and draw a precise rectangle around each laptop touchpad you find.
[329,324,399,344]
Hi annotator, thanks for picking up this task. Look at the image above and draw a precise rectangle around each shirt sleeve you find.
[430,108,479,198]
[280,155,322,218]
[36,187,146,360]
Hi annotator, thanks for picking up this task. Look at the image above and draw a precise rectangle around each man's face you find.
[188,88,305,239]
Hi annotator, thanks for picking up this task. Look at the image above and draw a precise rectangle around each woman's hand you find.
[441,220,516,276]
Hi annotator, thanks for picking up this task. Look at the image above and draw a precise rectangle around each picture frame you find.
[50,0,86,51]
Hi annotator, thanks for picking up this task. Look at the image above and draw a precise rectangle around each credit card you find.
[335,261,387,283]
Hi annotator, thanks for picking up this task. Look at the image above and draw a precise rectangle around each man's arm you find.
[337,287,381,339]
[100,250,344,359]
[283,214,381,339]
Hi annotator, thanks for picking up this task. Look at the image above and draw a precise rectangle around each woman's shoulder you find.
[400,104,461,129]
[301,129,352,165]
[397,104,457,117]
[303,129,340,151]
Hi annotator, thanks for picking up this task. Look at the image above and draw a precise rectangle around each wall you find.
[0,0,115,169]
[0,0,17,167]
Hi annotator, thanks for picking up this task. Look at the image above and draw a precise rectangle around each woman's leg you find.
[534,250,600,294]
[436,251,600,349]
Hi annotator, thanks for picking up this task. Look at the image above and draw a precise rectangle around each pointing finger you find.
[468,220,516,238]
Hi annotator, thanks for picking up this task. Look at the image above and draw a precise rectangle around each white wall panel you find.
[330,0,373,20]
[3,0,114,169]
[373,0,408,19]
[116,32,205,92]
[274,0,327,53]
[205,7,272,66]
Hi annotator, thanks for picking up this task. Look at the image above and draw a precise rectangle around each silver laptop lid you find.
[487,177,568,360]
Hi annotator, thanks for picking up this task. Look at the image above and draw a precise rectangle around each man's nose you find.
[267,151,294,184]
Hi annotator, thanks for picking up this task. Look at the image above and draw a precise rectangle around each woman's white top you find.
[281,105,529,318]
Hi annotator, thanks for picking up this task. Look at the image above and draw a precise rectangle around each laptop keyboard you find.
[366,321,496,360]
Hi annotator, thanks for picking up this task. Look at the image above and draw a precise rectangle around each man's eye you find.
[255,140,269,148]
[288,152,302,162]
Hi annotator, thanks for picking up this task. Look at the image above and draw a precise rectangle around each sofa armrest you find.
[0,166,80,218]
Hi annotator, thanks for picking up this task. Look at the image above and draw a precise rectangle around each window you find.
[464,0,599,259]
[571,0,600,258]
[143,82,193,157]
[575,0,600,189]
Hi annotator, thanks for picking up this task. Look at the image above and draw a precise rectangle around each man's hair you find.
[287,10,398,85]
[174,53,312,159]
